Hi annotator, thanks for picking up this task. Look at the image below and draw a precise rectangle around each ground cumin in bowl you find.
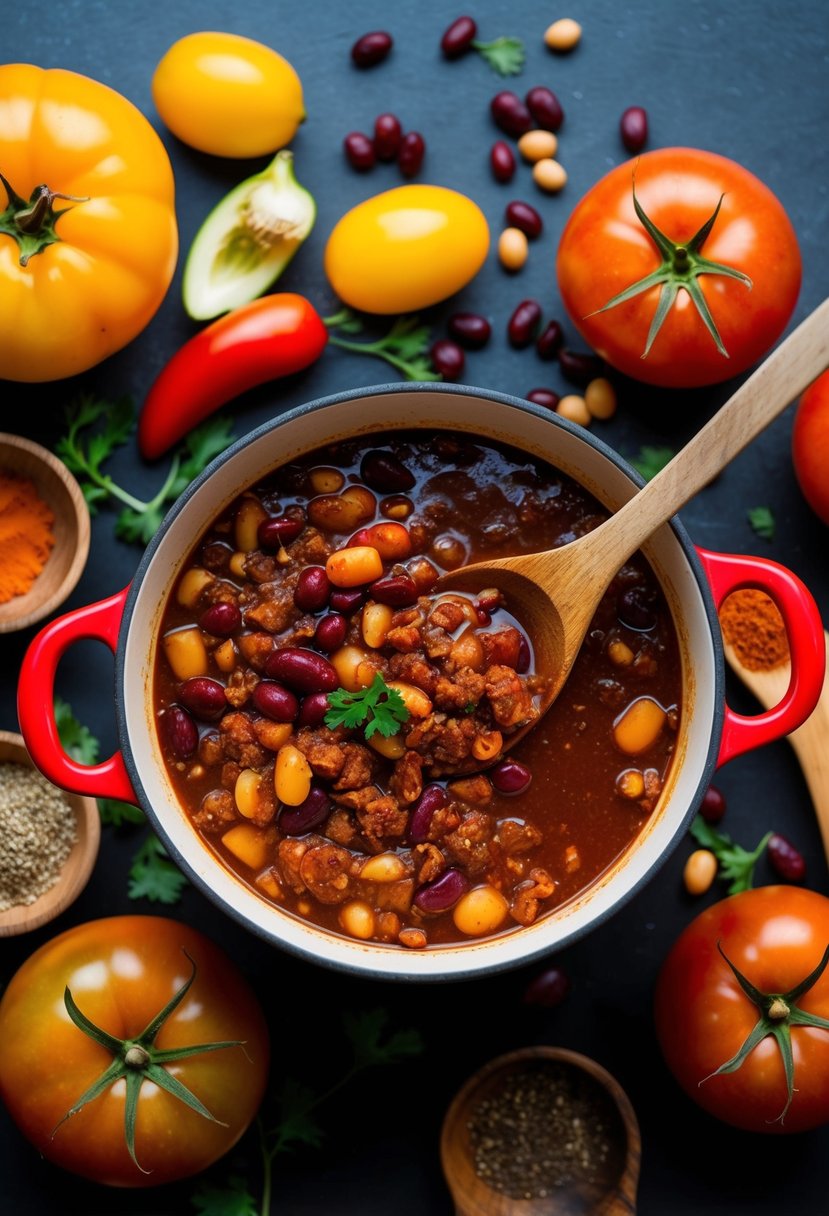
[0,434,90,633]
[0,732,100,936]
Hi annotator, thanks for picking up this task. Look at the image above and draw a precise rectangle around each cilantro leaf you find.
[629,445,676,481]
[472,35,525,76]
[324,674,409,739]
[689,816,772,893]
[54,696,100,764]
[191,1178,258,1216]
[271,1080,325,1154]
[128,834,188,903]
[56,397,235,545]
[747,505,775,541]
[327,314,442,381]
[99,799,147,827]
[343,1009,424,1068]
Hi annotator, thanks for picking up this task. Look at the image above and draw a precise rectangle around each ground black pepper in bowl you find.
[466,1059,626,1202]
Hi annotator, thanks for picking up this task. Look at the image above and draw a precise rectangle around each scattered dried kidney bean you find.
[699,785,726,823]
[505,200,543,239]
[374,113,403,160]
[767,833,806,881]
[523,964,571,1007]
[431,338,465,380]
[558,347,604,385]
[620,105,648,153]
[398,131,425,177]
[351,31,393,67]
[343,132,375,171]
[448,312,491,349]
[507,299,542,347]
[536,319,564,360]
[441,15,477,57]
[490,91,532,137]
[490,141,516,183]
[525,85,564,132]
[526,388,561,409]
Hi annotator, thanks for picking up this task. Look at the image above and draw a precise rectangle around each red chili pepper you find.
[138,294,329,459]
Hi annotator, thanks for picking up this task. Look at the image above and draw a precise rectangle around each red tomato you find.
[655,887,829,1133]
[792,370,829,525]
[0,916,269,1186]
[557,148,801,388]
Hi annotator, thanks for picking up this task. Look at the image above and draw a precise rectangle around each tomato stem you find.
[702,940,829,1124]
[0,173,88,266]
[590,177,752,359]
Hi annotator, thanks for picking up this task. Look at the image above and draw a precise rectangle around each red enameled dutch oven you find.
[18,385,826,980]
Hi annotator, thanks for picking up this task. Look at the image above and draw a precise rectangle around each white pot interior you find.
[121,388,717,979]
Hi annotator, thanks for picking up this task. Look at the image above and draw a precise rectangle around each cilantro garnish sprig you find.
[690,815,772,894]
[325,310,441,381]
[324,673,410,739]
[472,35,525,76]
[56,395,234,544]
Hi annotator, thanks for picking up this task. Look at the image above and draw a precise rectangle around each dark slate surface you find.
[2,2,828,1212]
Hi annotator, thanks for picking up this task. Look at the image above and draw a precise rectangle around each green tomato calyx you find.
[0,173,88,266]
[53,951,243,1173]
[593,178,752,359]
[704,940,829,1125]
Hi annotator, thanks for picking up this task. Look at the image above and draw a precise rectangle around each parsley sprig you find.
[324,673,410,739]
[325,309,441,381]
[56,395,234,544]
[191,1010,422,1216]
[472,35,525,76]
[690,815,772,894]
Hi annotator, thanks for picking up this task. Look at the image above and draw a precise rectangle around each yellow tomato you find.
[324,185,490,314]
[0,64,177,383]
[152,32,305,158]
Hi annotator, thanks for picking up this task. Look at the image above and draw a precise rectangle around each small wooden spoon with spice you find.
[721,590,829,863]
[441,1047,640,1215]
[440,299,829,753]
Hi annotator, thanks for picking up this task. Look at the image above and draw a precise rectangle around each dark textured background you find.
[2,2,828,1211]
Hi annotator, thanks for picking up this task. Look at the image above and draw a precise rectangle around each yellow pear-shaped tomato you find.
[324,185,490,314]
[152,32,305,158]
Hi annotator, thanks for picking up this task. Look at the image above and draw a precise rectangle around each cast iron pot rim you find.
[115,381,724,981]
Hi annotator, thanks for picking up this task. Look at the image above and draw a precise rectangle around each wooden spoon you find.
[724,629,829,863]
[441,1047,641,1216]
[440,299,829,747]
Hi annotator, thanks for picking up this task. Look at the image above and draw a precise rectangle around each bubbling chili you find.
[154,433,681,948]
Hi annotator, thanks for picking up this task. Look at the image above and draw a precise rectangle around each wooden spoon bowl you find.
[441,1047,641,1216]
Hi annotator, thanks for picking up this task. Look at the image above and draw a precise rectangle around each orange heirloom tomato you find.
[792,370,829,525]
[0,64,178,382]
[0,916,269,1186]
[556,148,801,388]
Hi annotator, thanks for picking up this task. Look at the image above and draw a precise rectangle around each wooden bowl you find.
[0,731,100,936]
[0,433,91,633]
[441,1047,641,1215]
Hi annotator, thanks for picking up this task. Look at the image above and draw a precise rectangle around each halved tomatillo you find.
[183,150,315,321]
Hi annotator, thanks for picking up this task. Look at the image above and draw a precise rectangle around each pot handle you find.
[696,548,825,767]
[18,587,137,803]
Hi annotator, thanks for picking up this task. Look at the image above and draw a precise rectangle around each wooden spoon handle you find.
[609,298,829,562]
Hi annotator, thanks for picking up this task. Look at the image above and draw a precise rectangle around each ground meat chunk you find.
[386,624,423,653]
[388,751,423,805]
[434,668,487,712]
[332,784,382,812]
[243,583,296,633]
[289,527,332,564]
[277,836,317,892]
[481,627,522,669]
[220,760,241,789]
[356,795,409,850]
[243,552,279,584]
[220,712,268,768]
[414,842,445,883]
[254,718,293,750]
[443,810,493,875]
[422,625,453,660]
[325,809,361,848]
[298,844,354,904]
[485,665,537,729]
[192,789,236,833]
[224,667,259,708]
[390,607,424,630]
[199,732,224,766]
[405,713,478,770]
[497,819,543,855]
[427,803,462,841]
[388,651,440,695]
[333,743,376,791]
[428,600,467,632]
[510,867,557,926]
[294,728,346,780]
[236,632,275,671]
